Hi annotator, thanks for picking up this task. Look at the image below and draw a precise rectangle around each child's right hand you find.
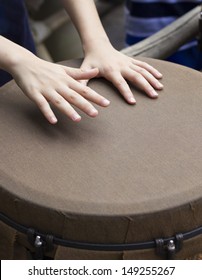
[9,52,110,124]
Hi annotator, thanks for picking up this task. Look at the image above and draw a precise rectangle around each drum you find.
[0,58,202,260]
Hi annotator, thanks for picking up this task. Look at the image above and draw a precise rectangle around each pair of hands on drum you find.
[11,43,163,124]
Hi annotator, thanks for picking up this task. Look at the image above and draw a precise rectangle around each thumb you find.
[64,66,99,80]
[78,79,88,86]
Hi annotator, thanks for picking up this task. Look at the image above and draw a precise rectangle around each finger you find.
[106,72,136,104]
[125,69,159,98]
[57,88,99,118]
[79,63,95,85]
[63,67,99,80]
[45,90,82,122]
[78,79,88,86]
[130,65,163,90]
[32,93,58,124]
[132,59,163,79]
[70,83,110,107]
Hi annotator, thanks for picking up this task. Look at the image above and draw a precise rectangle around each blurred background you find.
[25,0,125,62]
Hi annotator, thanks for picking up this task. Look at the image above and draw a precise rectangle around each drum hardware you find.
[0,212,202,260]
[27,228,54,260]
[27,228,45,260]
[167,240,176,259]
[155,238,177,260]
[33,236,44,260]
[35,235,43,247]
[155,233,184,260]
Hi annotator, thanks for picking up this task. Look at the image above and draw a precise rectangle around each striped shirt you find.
[125,0,202,69]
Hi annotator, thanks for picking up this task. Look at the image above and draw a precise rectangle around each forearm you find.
[60,0,163,104]
[60,0,110,52]
[0,37,110,123]
[0,36,34,75]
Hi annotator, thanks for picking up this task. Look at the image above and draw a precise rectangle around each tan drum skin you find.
[0,58,202,260]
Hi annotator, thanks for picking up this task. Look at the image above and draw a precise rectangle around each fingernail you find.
[152,90,158,97]
[129,97,136,104]
[50,116,57,124]
[89,108,98,117]
[157,82,164,89]
[101,99,110,106]
[72,114,81,122]
[157,72,163,78]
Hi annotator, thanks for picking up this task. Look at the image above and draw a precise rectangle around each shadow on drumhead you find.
[22,105,100,142]
[90,77,159,105]
[0,85,98,142]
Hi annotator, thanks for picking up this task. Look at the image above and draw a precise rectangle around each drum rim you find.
[1,210,202,261]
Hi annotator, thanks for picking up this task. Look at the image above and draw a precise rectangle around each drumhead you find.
[0,58,202,245]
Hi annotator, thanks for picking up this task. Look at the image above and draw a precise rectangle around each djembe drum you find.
[0,58,202,260]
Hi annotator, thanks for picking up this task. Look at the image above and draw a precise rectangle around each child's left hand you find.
[80,42,163,104]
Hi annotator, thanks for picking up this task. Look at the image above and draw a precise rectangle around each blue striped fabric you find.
[125,0,202,69]
[126,1,199,17]
[0,0,36,86]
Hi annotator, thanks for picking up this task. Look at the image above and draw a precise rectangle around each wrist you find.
[82,36,112,54]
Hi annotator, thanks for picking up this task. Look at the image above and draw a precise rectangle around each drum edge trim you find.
[1,212,202,260]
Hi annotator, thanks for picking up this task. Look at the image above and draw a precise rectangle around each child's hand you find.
[81,42,163,104]
[10,53,110,124]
